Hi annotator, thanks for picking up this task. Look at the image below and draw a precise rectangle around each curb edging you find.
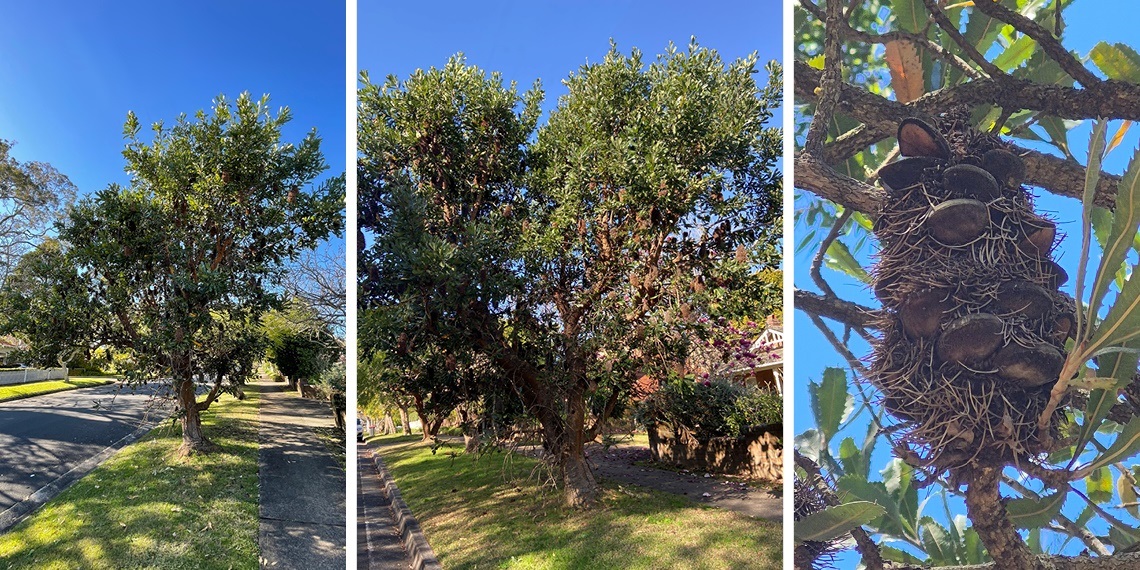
[368,444,442,570]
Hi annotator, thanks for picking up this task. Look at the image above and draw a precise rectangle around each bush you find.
[642,375,782,441]
[726,387,781,435]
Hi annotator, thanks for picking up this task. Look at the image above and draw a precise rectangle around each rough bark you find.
[964,467,1038,570]
[175,376,212,456]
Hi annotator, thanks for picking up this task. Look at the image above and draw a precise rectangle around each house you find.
[729,325,783,395]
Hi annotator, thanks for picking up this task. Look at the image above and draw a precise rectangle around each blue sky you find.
[795,2,1140,563]
[0,1,346,199]
[359,0,783,123]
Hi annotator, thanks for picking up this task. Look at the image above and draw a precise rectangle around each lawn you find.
[0,386,262,569]
[0,377,117,403]
[372,435,782,570]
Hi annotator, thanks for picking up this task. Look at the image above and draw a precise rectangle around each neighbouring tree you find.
[284,248,346,341]
[0,239,108,369]
[263,299,337,391]
[795,2,1140,569]
[46,93,344,455]
[0,139,77,283]
[359,43,782,507]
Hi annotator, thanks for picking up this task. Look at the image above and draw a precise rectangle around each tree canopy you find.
[359,41,782,507]
[3,93,344,455]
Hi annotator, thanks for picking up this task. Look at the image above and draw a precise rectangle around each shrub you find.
[642,375,782,441]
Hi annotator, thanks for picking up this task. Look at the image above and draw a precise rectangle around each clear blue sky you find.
[359,0,783,123]
[795,3,1140,563]
[0,1,346,198]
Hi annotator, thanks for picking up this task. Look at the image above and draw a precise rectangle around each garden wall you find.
[647,422,782,481]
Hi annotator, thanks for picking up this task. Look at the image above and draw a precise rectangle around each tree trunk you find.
[964,467,1039,570]
[399,407,410,435]
[458,405,480,453]
[383,413,396,435]
[561,382,598,508]
[175,377,212,456]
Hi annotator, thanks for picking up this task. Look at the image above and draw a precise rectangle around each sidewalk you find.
[256,381,347,569]
[357,443,412,569]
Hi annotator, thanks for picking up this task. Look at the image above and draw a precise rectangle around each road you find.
[0,381,170,527]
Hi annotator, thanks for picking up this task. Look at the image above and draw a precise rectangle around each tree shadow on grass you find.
[373,436,782,570]
[0,393,261,570]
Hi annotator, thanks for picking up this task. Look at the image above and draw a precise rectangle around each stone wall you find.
[647,422,782,481]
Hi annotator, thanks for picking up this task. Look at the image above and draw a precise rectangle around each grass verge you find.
[0,387,261,569]
[371,434,782,570]
[0,377,117,403]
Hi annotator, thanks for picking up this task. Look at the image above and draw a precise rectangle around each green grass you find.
[372,435,782,570]
[0,377,117,403]
[0,388,261,569]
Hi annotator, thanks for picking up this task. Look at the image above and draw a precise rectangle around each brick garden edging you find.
[367,444,443,570]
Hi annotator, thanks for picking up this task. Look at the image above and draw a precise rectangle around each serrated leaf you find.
[836,476,897,532]
[824,238,870,283]
[1090,42,1140,83]
[1006,492,1065,528]
[794,501,886,543]
[1078,121,1108,334]
[811,368,853,444]
[1109,121,1134,155]
[993,35,1038,71]
[1088,148,1140,351]
[919,518,956,563]
[1072,388,1122,466]
[885,40,925,103]
[964,3,1005,55]
[1078,415,1140,476]
[1087,466,1114,503]
[880,545,926,565]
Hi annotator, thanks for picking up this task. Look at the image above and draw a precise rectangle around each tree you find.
[263,299,337,390]
[359,43,782,507]
[0,139,77,283]
[795,2,1140,568]
[38,93,345,456]
[0,239,105,368]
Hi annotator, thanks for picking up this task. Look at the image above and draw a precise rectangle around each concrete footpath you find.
[256,381,346,569]
[357,443,412,569]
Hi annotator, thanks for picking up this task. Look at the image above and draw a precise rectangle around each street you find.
[0,381,170,527]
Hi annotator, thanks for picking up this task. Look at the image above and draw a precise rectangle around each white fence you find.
[0,368,68,386]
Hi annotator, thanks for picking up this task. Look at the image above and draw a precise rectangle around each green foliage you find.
[642,376,780,440]
[0,138,77,282]
[3,93,342,447]
[360,42,782,503]
[795,501,886,543]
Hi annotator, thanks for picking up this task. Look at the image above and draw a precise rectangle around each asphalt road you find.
[0,381,171,520]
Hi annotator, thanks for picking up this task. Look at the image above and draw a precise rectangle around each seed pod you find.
[924,199,989,246]
[898,288,951,339]
[992,342,1064,388]
[943,164,1000,201]
[936,313,1004,366]
[994,282,1053,319]
[982,148,1027,188]
[1018,217,1056,258]
[878,156,945,193]
[898,118,951,159]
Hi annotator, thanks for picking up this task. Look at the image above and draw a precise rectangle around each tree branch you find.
[795,289,880,329]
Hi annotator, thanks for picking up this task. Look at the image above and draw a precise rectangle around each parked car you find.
[356,418,365,442]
